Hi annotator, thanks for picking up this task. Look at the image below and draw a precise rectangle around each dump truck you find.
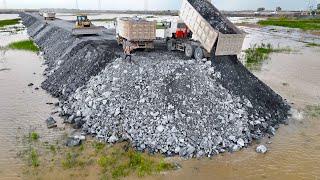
[43,12,56,20]
[166,0,245,60]
[116,17,156,50]
[72,14,103,36]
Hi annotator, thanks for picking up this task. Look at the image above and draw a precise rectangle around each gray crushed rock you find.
[188,0,236,34]
[60,55,286,157]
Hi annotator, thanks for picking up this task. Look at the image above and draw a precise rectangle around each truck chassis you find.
[166,39,212,60]
[117,35,154,50]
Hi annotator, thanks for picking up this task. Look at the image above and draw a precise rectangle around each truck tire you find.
[167,40,174,51]
[185,44,194,58]
[194,47,204,61]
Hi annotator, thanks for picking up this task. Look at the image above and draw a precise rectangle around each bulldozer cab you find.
[76,15,91,28]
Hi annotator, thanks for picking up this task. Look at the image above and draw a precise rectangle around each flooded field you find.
[0,13,320,179]
[0,14,65,179]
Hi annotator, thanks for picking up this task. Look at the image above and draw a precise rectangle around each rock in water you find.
[46,117,57,128]
[66,137,81,147]
[256,145,268,154]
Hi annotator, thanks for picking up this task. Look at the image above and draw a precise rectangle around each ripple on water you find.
[0,50,65,179]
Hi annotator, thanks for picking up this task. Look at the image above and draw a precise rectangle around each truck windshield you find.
[177,23,186,28]
[78,16,87,21]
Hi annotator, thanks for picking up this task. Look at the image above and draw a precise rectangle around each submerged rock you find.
[46,117,57,129]
[256,145,268,154]
[66,137,81,147]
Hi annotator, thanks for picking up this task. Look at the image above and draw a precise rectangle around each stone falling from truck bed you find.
[188,0,236,34]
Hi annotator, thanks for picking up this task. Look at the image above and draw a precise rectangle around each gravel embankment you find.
[20,13,122,100]
[20,12,290,158]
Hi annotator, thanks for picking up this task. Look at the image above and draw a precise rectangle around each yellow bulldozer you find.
[75,14,92,28]
[72,14,103,36]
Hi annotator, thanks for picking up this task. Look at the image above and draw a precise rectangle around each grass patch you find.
[61,152,85,169]
[145,15,155,19]
[93,142,105,152]
[7,40,39,52]
[22,140,176,179]
[29,132,39,141]
[98,148,175,179]
[306,42,320,47]
[49,145,56,154]
[29,149,40,167]
[258,17,320,31]
[244,43,292,71]
[305,105,320,118]
[0,18,20,28]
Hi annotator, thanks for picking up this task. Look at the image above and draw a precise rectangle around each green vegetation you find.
[258,17,320,31]
[29,132,39,141]
[305,105,320,118]
[92,141,105,152]
[0,18,20,28]
[49,145,56,154]
[145,15,155,19]
[306,42,320,47]
[7,40,39,52]
[61,152,85,169]
[22,140,176,179]
[244,43,292,71]
[29,149,39,167]
[98,148,175,179]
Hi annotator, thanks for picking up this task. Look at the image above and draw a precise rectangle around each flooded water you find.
[0,13,320,179]
[0,14,65,179]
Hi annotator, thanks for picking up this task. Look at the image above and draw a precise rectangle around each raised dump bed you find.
[116,17,156,49]
[180,0,245,56]
[43,12,56,20]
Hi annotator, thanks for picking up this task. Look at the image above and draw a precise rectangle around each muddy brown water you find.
[0,14,320,179]
[0,49,66,179]
[0,15,65,178]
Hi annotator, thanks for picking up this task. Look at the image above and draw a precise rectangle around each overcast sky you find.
[1,0,320,11]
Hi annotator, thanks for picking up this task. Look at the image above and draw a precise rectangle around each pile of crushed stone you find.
[59,53,289,158]
[188,0,236,34]
[20,13,290,158]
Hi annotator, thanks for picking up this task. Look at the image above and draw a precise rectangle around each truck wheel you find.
[185,44,194,58]
[167,40,174,51]
[194,47,204,61]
